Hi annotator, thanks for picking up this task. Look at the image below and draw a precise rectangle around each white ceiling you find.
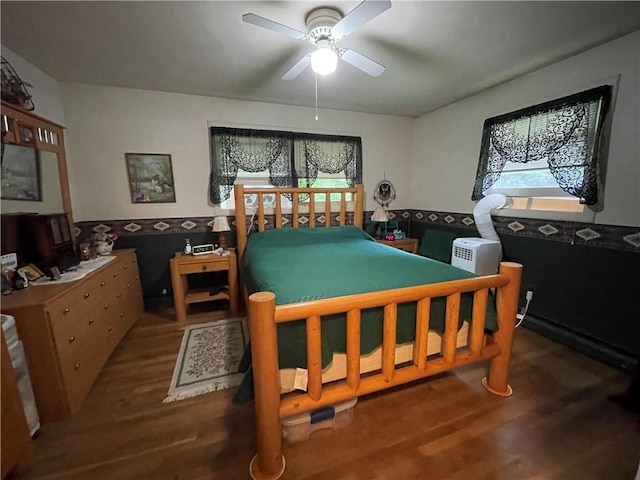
[2,1,639,118]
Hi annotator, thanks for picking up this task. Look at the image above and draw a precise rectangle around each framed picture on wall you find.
[1,143,42,201]
[125,153,176,203]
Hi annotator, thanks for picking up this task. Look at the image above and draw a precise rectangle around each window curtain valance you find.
[209,127,362,204]
[472,85,612,205]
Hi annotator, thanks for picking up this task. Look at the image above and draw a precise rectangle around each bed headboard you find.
[233,184,364,267]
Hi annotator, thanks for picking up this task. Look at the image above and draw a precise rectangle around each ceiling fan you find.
[242,0,392,80]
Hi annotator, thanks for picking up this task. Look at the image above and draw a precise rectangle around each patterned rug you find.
[163,317,249,403]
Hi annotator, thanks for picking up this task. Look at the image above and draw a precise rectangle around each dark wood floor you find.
[12,307,640,480]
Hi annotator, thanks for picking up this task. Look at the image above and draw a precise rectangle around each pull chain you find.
[315,73,319,121]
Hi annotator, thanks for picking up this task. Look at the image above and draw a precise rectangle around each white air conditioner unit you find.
[451,238,501,276]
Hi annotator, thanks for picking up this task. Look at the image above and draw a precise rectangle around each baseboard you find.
[522,315,638,373]
[143,295,174,311]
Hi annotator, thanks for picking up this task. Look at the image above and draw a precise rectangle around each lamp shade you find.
[371,207,389,223]
[311,47,338,76]
[211,216,230,232]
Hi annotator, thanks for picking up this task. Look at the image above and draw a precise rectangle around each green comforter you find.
[234,226,496,403]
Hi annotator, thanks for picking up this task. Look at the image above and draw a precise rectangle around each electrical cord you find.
[515,290,534,328]
[247,207,257,236]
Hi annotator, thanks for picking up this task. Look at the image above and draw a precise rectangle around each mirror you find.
[0,102,71,219]
[1,147,64,214]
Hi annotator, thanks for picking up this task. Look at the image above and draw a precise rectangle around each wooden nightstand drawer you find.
[178,259,230,275]
[376,238,419,253]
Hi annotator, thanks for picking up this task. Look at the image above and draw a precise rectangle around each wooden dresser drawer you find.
[46,273,110,338]
[61,297,142,412]
[53,293,117,366]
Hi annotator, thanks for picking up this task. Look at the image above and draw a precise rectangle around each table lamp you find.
[371,206,389,238]
[212,216,231,250]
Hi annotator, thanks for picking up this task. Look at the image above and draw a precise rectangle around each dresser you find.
[0,249,143,423]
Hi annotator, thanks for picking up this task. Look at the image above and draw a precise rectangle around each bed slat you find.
[413,297,431,371]
[309,193,316,227]
[325,192,331,226]
[469,288,489,355]
[292,193,299,228]
[275,193,282,228]
[443,293,461,363]
[257,193,265,232]
[382,303,398,382]
[340,192,346,226]
[346,309,361,390]
[306,315,322,401]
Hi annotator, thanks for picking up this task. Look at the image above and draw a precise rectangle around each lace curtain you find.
[209,127,362,203]
[472,85,612,205]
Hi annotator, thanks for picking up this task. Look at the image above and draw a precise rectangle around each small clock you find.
[191,244,215,255]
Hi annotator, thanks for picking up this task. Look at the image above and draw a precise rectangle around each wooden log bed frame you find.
[233,184,522,480]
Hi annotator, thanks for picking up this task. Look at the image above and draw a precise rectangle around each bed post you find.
[234,184,248,271]
[248,292,285,480]
[354,184,364,227]
[482,261,522,396]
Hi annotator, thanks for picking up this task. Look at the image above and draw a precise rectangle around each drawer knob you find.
[113,272,118,278]
[108,326,113,332]
[202,265,208,271]
[117,293,122,298]
[127,284,131,288]
[101,281,106,287]
[74,363,80,371]
[84,292,90,299]
[63,308,70,314]
[104,304,110,310]
[69,336,75,343]
[124,265,128,270]
[120,313,125,318]
[89,318,95,325]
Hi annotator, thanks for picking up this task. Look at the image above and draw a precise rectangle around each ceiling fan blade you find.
[341,49,386,77]
[242,13,307,40]
[282,54,312,80]
[332,0,392,37]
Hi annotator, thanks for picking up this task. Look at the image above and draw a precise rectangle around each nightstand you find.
[169,250,238,322]
[375,238,419,254]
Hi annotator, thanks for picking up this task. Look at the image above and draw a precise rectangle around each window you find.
[472,85,612,217]
[209,127,361,210]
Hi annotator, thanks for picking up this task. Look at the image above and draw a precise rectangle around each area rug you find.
[163,317,249,403]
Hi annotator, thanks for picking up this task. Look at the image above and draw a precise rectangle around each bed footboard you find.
[248,261,522,480]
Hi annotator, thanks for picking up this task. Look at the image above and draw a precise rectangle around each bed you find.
[233,184,522,480]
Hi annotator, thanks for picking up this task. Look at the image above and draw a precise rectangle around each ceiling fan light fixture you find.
[310,46,338,76]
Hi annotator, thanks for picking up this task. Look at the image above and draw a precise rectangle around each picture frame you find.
[1,143,42,201]
[125,153,176,203]
[17,263,45,282]
[18,124,36,144]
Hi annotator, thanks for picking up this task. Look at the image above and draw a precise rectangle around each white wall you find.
[411,31,640,227]
[60,84,414,222]
[1,46,65,125]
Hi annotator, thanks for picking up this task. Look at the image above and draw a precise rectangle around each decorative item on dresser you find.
[0,249,143,423]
